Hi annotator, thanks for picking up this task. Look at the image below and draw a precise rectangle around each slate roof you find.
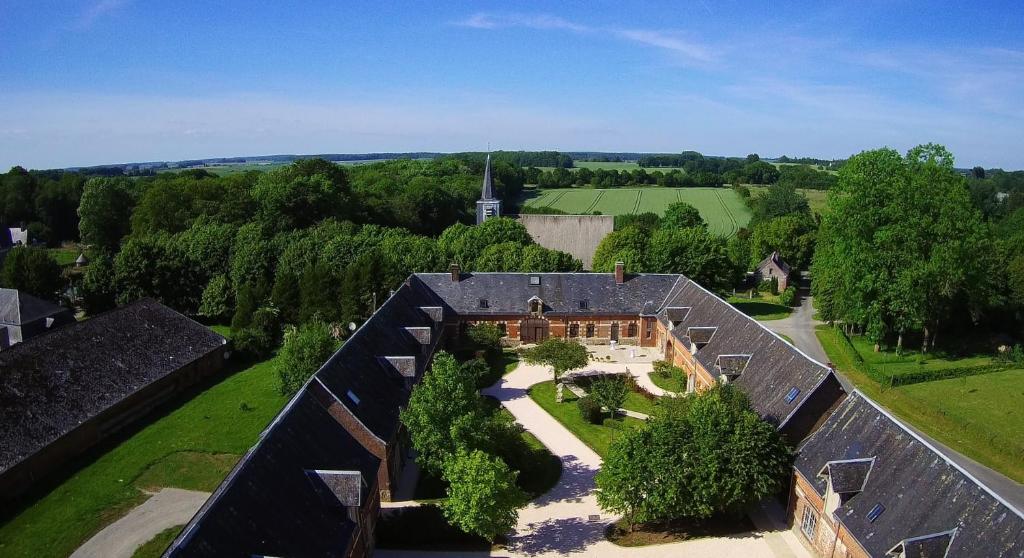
[0,288,70,326]
[819,458,874,494]
[313,277,445,441]
[658,279,834,427]
[415,272,682,316]
[757,251,791,275]
[166,388,380,558]
[795,392,1024,558]
[0,299,226,474]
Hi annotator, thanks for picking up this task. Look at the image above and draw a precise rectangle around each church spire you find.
[481,153,495,201]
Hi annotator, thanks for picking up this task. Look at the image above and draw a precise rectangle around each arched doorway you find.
[520,318,549,343]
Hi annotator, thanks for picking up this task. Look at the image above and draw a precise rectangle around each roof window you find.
[867,503,885,523]
[784,387,800,403]
[578,299,589,310]
[346,390,361,405]
[478,298,489,309]
[530,276,541,286]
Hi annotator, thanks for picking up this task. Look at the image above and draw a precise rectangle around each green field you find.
[816,326,1024,482]
[0,353,287,558]
[523,188,751,237]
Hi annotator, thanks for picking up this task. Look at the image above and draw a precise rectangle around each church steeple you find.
[481,153,495,200]
[475,152,502,224]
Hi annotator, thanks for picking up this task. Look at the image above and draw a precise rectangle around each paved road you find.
[759,294,1024,512]
[71,488,208,558]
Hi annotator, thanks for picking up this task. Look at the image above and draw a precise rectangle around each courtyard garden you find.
[527,381,645,457]
[816,325,1024,482]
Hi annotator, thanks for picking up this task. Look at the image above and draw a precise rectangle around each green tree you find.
[595,427,656,530]
[592,227,650,272]
[520,338,589,393]
[589,375,628,420]
[750,183,810,224]
[199,274,233,321]
[467,323,503,351]
[645,227,735,290]
[78,177,136,250]
[662,202,706,229]
[748,214,817,271]
[441,449,525,542]
[0,246,63,301]
[401,352,489,475]
[252,159,354,230]
[80,252,117,314]
[276,319,339,396]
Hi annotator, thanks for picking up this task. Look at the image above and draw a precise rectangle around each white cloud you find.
[75,0,130,29]
[613,29,714,62]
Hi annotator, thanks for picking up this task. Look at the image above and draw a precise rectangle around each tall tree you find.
[661,202,706,229]
[0,246,63,301]
[441,449,525,542]
[78,177,136,250]
[520,338,589,398]
[276,319,338,396]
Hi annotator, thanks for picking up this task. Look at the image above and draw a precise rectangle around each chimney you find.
[614,261,625,284]
[450,263,461,282]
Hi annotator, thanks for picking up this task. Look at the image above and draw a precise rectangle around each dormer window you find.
[478,298,489,309]
[886,529,957,558]
[530,276,541,286]
[578,299,589,310]
[716,354,751,379]
[687,327,716,351]
[528,296,543,316]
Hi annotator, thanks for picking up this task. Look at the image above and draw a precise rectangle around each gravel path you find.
[71,488,208,558]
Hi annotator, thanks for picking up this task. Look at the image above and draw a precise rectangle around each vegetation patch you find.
[0,355,287,558]
[727,298,792,321]
[817,326,1024,482]
[375,505,497,551]
[131,525,185,558]
[606,515,755,547]
[133,451,240,492]
[527,381,644,457]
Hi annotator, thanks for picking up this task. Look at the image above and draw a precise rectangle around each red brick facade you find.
[459,314,660,348]
[788,471,871,558]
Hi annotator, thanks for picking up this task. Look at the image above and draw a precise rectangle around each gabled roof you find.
[0,299,226,475]
[415,272,682,316]
[0,288,70,326]
[796,392,1024,558]
[887,529,957,558]
[658,279,834,427]
[166,389,380,557]
[818,457,874,494]
[757,251,791,275]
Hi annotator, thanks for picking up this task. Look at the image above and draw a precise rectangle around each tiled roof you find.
[795,392,1024,558]
[415,272,682,316]
[0,299,226,474]
[166,389,380,557]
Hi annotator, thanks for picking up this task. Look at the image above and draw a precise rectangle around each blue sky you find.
[1,1,1023,169]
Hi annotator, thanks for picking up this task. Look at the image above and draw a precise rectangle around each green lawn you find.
[528,381,644,457]
[48,247,80,266]
[0,355,288,558]
[132,525,184,558]
[844,334,997,381]
[727,297,792,321]
[649,372,686,394]
[523,188,751,237]
[816,326,1024,482]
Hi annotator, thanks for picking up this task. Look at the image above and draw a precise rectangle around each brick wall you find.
[788,471,871,558]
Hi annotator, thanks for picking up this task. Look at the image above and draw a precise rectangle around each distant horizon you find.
[2,1,1022,170]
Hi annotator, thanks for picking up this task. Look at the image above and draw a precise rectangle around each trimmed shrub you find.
[779,286,797,306]
[577,395,603,424]
[769,276,779,295]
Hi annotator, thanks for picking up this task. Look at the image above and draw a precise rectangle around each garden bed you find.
[606,514,755,547]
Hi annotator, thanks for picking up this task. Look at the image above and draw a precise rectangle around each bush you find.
[277,319,339,396]
[467,323,503,351]
[769,276,779,295]
[577,395,603,424]
[652,360,682,379]
[779,286,797,306]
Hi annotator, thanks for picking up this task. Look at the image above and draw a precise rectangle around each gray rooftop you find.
[0,288,69,326]
[795,392,1024,558]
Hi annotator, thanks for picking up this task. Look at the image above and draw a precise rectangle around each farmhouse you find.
[0,288,75,349]
[0,299,227,501]
[754,250,792,291]
[169,266,845,557]
[790,391,1024,558]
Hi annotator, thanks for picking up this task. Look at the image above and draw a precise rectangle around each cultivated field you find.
[523,187,751,237]
[536,161,688,172]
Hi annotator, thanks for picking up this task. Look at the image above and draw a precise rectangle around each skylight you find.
[346,390,361,405]
[784,387,800,403]
[530,276,540,285]
[867,503,885,523]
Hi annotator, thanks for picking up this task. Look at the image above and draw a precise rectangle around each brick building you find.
[0,299,227,501]
[790,391,1024,558]
[755,250,793,291]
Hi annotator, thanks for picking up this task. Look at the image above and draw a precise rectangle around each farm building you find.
[0,288,76,349]
[790,391,1024,558]
[518,214,614,270]
[0,299,228,501]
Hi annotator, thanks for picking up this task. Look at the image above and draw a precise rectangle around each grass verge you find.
[131,525,184,558]
[528,381,644,457]
[0,355,287,558]
[649,372,686,394]
[816,325,1024,482]
[728,297,792,321]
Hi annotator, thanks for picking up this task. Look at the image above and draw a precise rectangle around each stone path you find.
[467,360,811,558]
[71,488,208,558]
